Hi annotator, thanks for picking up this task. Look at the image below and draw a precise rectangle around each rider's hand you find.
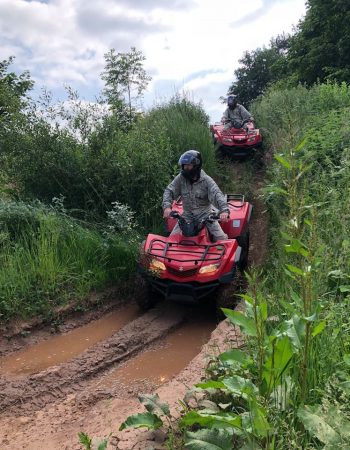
[163,208,172,218]
[219,211,230,221]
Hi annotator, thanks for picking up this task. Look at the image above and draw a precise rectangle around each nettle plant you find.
[106,201,137,234]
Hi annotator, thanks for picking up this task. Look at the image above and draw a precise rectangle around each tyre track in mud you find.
[0,303,187,415]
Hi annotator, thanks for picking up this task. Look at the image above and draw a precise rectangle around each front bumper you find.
[138,266,237,303]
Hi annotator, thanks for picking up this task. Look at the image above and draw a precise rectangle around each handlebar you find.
[169,211,221,223]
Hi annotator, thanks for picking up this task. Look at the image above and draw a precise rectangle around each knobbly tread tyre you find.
[236,230,250,273]
[134,274,157,311]
[215,273,245,321]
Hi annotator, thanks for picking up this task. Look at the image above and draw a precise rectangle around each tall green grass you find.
[0,202,138,320]
[250,82,350,447]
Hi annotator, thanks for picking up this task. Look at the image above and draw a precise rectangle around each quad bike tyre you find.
[236,230,250,272]
[215,272,247,321]
[134,273,158,311]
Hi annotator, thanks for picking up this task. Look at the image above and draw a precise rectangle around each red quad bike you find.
[135,194,252,311]
[210,118,262,158]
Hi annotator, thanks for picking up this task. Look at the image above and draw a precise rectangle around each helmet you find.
[178,150,202,168]
[227,95,237,108]
[178,150,202,181]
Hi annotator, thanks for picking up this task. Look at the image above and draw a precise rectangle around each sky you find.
[0,0,307,122]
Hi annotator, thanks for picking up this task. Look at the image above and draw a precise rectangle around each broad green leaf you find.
[239,444,263,450]
[198,400,221,414]
[344,354,350,367]
[280,314,305,349]
[97,437,109,450]
[222,309,257,337]
[223,376,258,397]
[295,138,307,153]
[196,380,226,390]
[290,290,303,307]
[303,313,317,322]
[340,285,350,293]
[239,293,254,305]
[78,432,92,450]
[285,264,305,276]
[138,393,170,416]
[263,186,289,196]
[284,238,309,257]
[180,411,241,430]
[297,405,341,445]
[263,336,293,389]
[327,269,347,279]
[312,321,326,337]
[249,402,271,438]
[184,428,233,450]
[219,349,252,366]
[320,405,350,439]
[274,154,292,170]
[119,412,163,431]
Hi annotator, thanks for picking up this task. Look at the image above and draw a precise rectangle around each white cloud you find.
[0,0,306,121]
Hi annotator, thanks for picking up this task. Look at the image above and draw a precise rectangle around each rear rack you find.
[227,194,245,208]
[147,238,225,264]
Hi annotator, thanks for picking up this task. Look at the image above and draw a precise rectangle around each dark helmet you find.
[227,95,238,108]
[178,150,202,180]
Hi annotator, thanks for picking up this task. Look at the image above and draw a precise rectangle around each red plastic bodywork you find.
[210,121,262,156]
[144,231,238,284]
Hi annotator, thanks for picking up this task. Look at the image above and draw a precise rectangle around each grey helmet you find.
[227,95,238,108]
[178,150,202,180]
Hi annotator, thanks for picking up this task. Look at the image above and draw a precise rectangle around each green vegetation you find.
[0,55,215,322]
[0,200,137,320]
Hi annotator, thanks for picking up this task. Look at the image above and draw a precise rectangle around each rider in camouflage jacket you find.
[162,150,229,241]
[222,95,253,129]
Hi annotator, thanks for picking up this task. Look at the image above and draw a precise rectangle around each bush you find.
[0,200,138,320]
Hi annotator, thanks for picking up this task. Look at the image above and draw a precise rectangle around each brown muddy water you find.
[0,304,139,375]
[102,314,216,387]
[0,305,216,385]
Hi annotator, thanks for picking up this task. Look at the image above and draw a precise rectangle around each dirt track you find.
[0,165,268,450]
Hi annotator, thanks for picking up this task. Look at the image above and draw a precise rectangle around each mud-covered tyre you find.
[236,230,250,273]
[134,274,158,311]
[215,273,246,321]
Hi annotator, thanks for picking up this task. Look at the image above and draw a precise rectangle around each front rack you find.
[147,238,226,264]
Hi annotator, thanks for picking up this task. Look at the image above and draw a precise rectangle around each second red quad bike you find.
[136,194,252,311]
[210,119,262,158]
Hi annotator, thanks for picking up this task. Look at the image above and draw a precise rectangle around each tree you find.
[0,56,34,123]
[228,34,291,106]
[288,0,350,85]
[101,47,151,122]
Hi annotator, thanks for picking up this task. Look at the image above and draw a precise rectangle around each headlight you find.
[149,259,166,271]
[199,263,220,274]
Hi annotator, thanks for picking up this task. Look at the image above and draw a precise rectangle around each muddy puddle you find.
[101,313,216,388]
[0,304,139,375]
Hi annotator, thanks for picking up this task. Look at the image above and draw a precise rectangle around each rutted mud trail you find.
[0,304,188,415]
[0,165,268,450]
